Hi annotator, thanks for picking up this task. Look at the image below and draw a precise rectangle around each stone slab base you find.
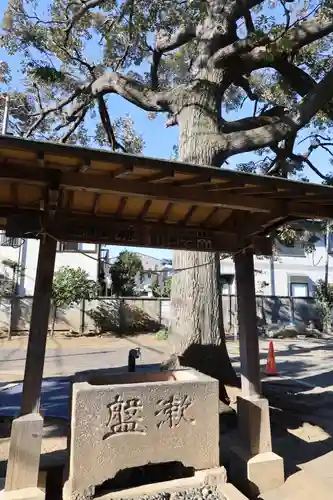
[89,467,227,500]
[0,487,45,500]
[0,472,46,494]
[218,483,249,500]
[258,470,333,500]
[228,446,284,498]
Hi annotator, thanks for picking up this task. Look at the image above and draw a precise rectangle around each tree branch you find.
[98,96,126,151]
[59,108,87,143]
[290,152,328,180]
[64,0,107,43]
[223,66,333,156]
[24,88,83,138]
[89,72,176,112]
[273,59,333,120]
[214,14,333,68]
[151,25,197,90]
[275,16,333,54]
[222,114,281,133]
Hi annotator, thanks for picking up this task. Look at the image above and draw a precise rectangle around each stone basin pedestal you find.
[64,368,219,500]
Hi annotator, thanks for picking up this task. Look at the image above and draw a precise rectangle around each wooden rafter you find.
[116,197,127,217]
[201,207,220,227]
[110,165,133,178]
[10,183,18,208]
[181,205,197,225]
[145,172,175,183]
[92,193,101,215]
[138,200,152,220]
[160,202,173,222]
[37,152,45,168]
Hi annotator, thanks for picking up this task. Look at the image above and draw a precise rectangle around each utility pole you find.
[2,94,9,135]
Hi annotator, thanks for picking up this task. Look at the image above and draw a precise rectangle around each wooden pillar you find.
[20,234,57,415]
[234,247,261,398]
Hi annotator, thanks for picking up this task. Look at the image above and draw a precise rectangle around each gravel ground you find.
[121,486,226,500]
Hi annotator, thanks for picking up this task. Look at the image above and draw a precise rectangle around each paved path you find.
[1,336,333,418]
[0,335,168,418]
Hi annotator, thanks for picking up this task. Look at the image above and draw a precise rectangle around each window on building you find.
[221,274,234,295]
[0,232,23,248]
[57,241,79,252]
[147,269,152,279]
[277,240,305,257]
[289,276,309,297]
[57,242,97,252]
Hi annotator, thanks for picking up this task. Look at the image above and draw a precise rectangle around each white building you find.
[221,226,333,298]
[134,253,173,295]
[0,232,103,295]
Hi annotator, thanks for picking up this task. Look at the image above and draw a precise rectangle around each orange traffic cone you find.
[265,340,279,376]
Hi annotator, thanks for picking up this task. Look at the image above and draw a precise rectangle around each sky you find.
[0,0,331,262]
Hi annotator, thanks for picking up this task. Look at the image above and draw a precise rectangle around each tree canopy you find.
[109,251,143,296]
[1,0,333,180]
[52,266,98,309]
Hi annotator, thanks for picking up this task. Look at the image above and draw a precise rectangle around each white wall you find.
[220,234,333,297]
[0,235,99,295]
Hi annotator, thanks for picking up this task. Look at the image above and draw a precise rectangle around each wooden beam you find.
[111,165,134,178]
[0,165,279,212]
[59,172,281,213]
[1,163,333,219]
[6,212,272,255]
[77,158,91,173]
[1,135,333,201]
[145,172,175,183]
[172,175,211,187]
[20,234,57,414]
[235,248,261,398]
[181,205,197,225]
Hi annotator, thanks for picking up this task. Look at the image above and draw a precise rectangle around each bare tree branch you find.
[290,152,328,180]
[60,108,87,143]
[24,88,83,137]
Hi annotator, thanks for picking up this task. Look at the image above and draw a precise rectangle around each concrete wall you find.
[0,295,325,335]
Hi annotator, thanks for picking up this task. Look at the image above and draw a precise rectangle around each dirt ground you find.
[1,335,333,484]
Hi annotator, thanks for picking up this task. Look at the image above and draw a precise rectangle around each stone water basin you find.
[65,367,219,500]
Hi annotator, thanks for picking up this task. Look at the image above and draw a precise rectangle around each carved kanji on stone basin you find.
[63,368,219,500]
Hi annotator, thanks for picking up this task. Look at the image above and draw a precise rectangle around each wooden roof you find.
[0,135,333,254]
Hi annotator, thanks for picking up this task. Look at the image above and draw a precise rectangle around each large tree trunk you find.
[166,78,239,402]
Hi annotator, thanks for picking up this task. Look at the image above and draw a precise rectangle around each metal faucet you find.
[128,348,141,372]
